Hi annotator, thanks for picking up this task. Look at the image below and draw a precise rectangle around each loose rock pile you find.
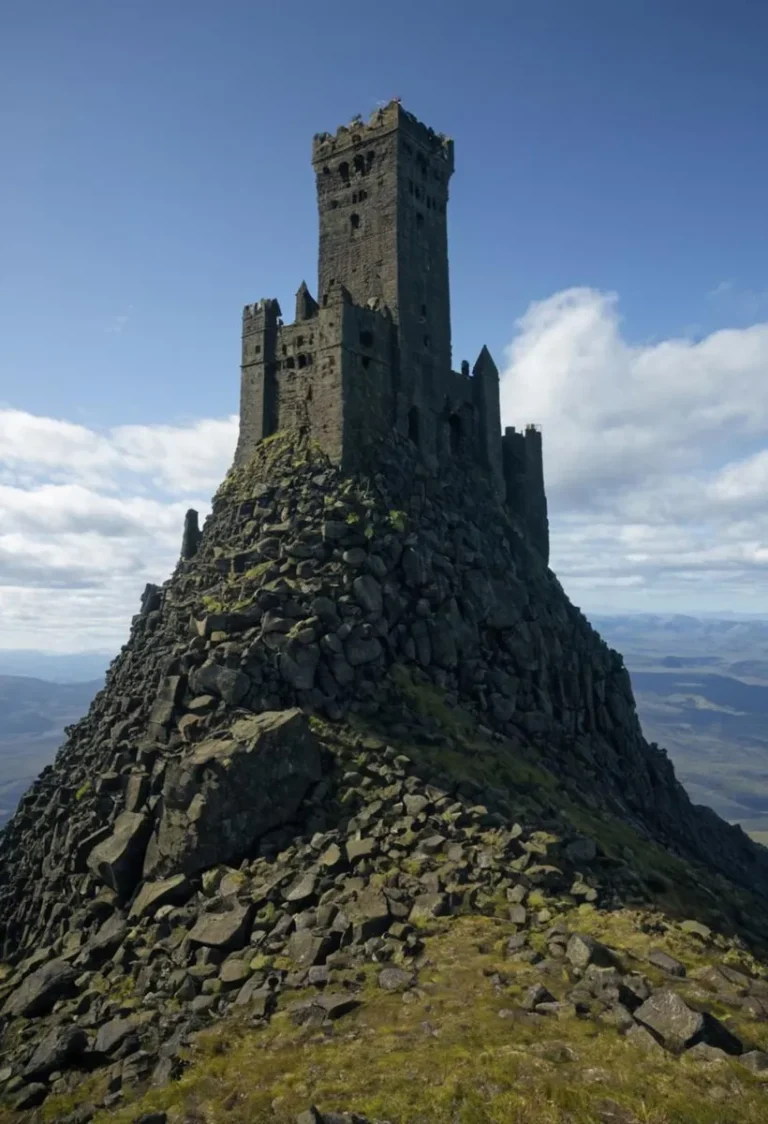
[1,432,768,1119]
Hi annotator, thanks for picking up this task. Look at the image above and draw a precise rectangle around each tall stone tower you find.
[312,102,455,418]
[235,101,548,565]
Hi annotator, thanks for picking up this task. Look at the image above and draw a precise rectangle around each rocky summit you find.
[0,432,767,1123]
[2,100,768,1123]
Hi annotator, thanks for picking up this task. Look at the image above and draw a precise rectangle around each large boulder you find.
[87,811,152,900]
[2,959,77,1018]
[143,709,322,878]
[633,989,704,1051]
[23,1025,87,1080]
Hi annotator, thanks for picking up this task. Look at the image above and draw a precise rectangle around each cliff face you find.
[1,433,767,1122]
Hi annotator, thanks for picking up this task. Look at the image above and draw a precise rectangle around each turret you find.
[471,345,504,493]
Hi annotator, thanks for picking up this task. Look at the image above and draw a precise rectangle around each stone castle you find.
[234,100,549,564]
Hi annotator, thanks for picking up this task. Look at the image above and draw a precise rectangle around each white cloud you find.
[500,288,768,614]
[0,410,237,651]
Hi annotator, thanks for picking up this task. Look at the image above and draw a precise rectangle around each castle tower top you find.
[312,100,454,385]
[312,100,454,171]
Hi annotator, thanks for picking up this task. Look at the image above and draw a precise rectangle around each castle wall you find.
[502,425,550,565]
[236,102,549,565]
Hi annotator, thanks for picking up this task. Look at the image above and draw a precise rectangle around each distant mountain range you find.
[591,614,768,845]
[0,675,103,827]
[2,615,768,837]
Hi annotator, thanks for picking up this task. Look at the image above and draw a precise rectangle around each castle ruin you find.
[234,100,549,564]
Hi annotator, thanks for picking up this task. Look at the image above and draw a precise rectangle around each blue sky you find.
[2,0,768,648]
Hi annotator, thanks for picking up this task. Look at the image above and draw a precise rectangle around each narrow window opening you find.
[306,384,313,401]
[366,150,375,170]
[359,330,373,348]
[408,406,420,448]
[361,356,370,370]
[416,213,424,229]
[423,334,431,348]
[254,344,261,355]
[285,356,295,370]
[330,199,338,209]
[339,161,350,184]
[298,354,308,369]
[353,153,365,175]
[350,212,360,231]
[449,414,462,455]
[420,304,427,317]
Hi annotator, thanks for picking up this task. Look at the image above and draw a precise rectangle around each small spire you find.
[472,345,499,379]
[295,281,318,322]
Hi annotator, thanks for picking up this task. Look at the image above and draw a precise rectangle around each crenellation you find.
[236,103,549,563]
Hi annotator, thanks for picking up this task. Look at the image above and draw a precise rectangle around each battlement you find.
[312,99,454,170]
[236,105,548,564]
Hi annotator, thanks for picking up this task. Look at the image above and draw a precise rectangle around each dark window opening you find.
[350,212,360,231]
[361,356,370,369]
[306,384,313,401]
[285,356,295,370]
[358,188,367,201]
[353,153,365,174]
[330,199,338,209]
[297,335,304,346]
[322,166,330,175]
[339,161,350,184]
[298,354,308,369]
[366,150,375,170]
[420,304,427,317]
[254,344,261,355]
[423,334,431,348]
[282,345,288,356]
[359,330,373,348]
[416,213,424,229]
[449,414,462,455]
[322,294,328,307]
[408,406,420,447]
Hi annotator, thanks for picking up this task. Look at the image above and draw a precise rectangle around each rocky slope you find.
[0,432,767,1123]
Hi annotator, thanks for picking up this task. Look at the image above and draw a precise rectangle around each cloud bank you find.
[3,286,768,651]
[499,288,768,613]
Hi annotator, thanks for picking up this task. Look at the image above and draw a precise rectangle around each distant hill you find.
[0,675,102,827]
[0,650,112,683]
[592,613,768,840]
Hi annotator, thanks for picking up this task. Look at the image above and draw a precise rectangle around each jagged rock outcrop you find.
[0,432,767,1119]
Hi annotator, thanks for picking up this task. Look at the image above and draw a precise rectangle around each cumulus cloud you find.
[4,285,768,652]
[0,411,237,651]
[500,288,768,612]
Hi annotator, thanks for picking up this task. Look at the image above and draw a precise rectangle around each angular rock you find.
[144,709,321,878]
[95,1017,138,1056]
[647,949,686,977]
[378,967,415,992]
[2,959,77,1018]
[23,1025,87,1080]
[129,873,192,919]
[565,933,615,971]
[87,811,151,899]
[633,989,704,1051]
[739,1050,768,1073]
[190,661,250,704]
[188,902,253,950]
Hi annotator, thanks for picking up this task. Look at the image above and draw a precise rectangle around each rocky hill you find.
[1,432,768,1124]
